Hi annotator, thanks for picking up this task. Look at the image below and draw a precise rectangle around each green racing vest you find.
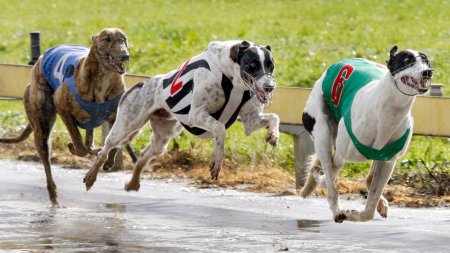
[322,58,410,161]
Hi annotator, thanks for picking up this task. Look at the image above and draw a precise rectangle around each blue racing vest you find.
[42,45,123,130]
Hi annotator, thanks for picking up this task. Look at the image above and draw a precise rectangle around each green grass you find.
[0,0,449,188]
[0,0,448,93]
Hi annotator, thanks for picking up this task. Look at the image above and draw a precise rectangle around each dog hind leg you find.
[83,114,147,190]
[125,117,182,191]
[310,117,342,220]
[24,85,58,205]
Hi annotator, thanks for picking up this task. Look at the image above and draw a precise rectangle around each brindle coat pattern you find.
[0,28,130,205]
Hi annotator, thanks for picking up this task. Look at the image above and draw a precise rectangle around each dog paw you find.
[299,188,309,198]
[265,131,279,147]
[125,181,140,191]
[209,161,222,180]
[377,198,389,218]
[334,212,347,223]
[310,166,324,181]
[102,159,115,171]
[83,173,97,191]
[209,149,223,180]
[68,143,88,157]
[88,148,101,156]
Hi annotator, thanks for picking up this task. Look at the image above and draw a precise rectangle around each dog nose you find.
[264,86,274,93]
[422,69,433,79]
[121,54,130,62]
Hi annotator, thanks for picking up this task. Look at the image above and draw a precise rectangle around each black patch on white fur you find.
[387,49,416,75]
[386,46,431,75]
[162,59,210,89]
[179,74,252,135]
[239,46,274,79]
[262,46,275,73]
[302,112,316,134]
[230,43,240,63]
[165,80,193,108]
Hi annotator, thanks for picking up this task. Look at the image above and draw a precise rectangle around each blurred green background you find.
[0,0,448,93]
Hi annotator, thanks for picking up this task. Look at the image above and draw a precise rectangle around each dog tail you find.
[0,124,33,143]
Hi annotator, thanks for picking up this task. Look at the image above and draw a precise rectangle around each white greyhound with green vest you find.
[300,46,433,222]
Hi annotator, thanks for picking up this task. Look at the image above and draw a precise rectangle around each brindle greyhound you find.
[0,28,130,205]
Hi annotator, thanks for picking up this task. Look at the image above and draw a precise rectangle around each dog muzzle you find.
[240,71,276,104]
[98,49,130,74]
[394,68,433,96]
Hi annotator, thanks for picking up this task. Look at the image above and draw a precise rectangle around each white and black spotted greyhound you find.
[83,40,279,191]
[300,46,433,222]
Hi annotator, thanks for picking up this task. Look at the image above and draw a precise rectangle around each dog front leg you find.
[188,108,226,180]
[239,105,280,146]
[102,116,119,171]
[84,129,101,155]
[337,161,395,222]
[366,161,389,218]
[307,115,341,220]
[59,116,90,157]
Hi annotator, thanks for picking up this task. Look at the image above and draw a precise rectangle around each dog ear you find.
[386,45,398,74]
[230,43,240,63]
[230,41,251,64]
[91,34,99,44]
[237,40,251,63]
[124,36,129,48]
[389,46,398,58]
[265,45,271,52]
[239,40,251,52]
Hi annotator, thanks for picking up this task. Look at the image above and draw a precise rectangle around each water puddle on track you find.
[0,159,449,252]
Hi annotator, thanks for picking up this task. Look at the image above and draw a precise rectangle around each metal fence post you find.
[279,124,315,188]
[29,32,40,65]
[429,84,443,97]
[294,129,315,187]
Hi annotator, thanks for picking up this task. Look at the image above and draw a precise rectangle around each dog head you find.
[91,28,130,74]
[230,41,276,104]
[386,46,433,95]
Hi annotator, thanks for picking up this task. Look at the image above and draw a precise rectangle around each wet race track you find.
[0,159,449,252]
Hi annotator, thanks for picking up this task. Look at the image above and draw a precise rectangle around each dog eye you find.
[421,55,430,65]
[249,63,258,70]
[102,37,111,42]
